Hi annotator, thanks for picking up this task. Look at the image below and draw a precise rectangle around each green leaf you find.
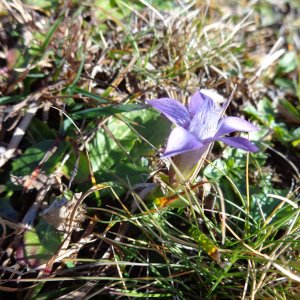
[291,127,300,144]
[244,97,275,125]
[204,159,227,180]
[26,73,46,78]
[276,52,298,74]
[71,103,146,120]
[11,140,69,176]
[73,87,108,104]
[0,193,18,227]
[40,16,62,54]
[89,109,170,186]
[22,220,62,267]
[189,226,221,263]
[256,3,281,26]
[12,140,52,176]
[63,151,90,184]
[279,99,300,122]
[27,118,57,142]
[204,148,267,182]
[274,78,296,92]
[249,180,289,223]
[24,0,59,10]
[0,95,25,105]
[68,54,85,91]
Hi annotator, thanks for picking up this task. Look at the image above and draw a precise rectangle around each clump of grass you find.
[0,0,299,299]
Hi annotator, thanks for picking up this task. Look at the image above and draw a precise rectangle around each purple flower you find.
[148,91,258,159]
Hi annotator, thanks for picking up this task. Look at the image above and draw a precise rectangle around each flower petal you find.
[189,93,220,140]
[163,127,203,158]
[148,98,190,128]
[215,116,258,137]
[188,91,216,117]
[217,136,259,152]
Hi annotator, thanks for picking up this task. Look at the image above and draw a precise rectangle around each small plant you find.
[148,90,258,182]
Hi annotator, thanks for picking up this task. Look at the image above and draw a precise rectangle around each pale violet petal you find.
[216,136,259,152]
[215,116,258,137]
[188,91,214,117]
[163,127,203,158]
[189,94,220,140]
[148,98,190,128]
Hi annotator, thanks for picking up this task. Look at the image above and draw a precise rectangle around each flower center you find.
[189,105,221,141]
